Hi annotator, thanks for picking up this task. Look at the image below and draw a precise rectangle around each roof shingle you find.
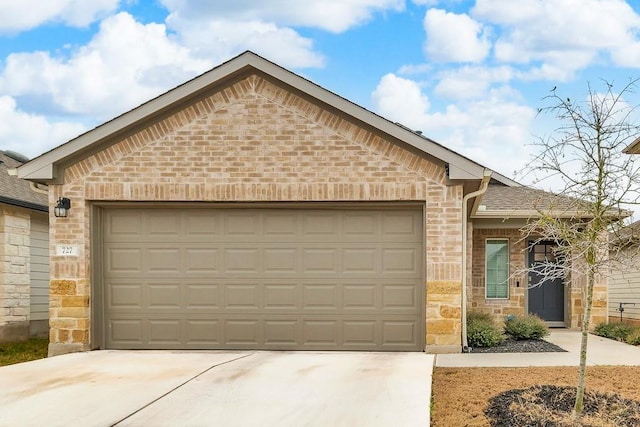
[0,152,48,210]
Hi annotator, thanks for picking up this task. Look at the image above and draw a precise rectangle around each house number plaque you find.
[56,245,79,256]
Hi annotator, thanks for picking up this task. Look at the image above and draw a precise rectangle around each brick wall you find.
[470,228,527,321]
[47,74,465,355]
[470,227,608,329]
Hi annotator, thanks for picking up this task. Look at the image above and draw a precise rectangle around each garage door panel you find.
[185,214,220,237]
[302,214,338,238]
[224,214,259,237]
[264,320,298,345]
[186,320,222,344]
[185,284,220,308]
[103,207,423,351]
[264,248,298,272]
[224,248,259,273]
[225,320,260,345]
[110,319,143,344]
[224,284,259,309]
[263,212,298,237]
[302,249,338,272]
[343,285,376,309]
[382,321,419,346]
[302,284,339,310]
[185,248,219,272]
[108,282,143,309]
[147,248,182,272]
[382,213,421,239]
[105,212,144,240]
[149,320,182,344]
[383,285,418,311]
[106,248,143,273]
[302,320,339,346]
[148,284,182,309]
[382,247,419,274]
[264,284,297,310]
[343,321,377,345]
[343,213,377,237]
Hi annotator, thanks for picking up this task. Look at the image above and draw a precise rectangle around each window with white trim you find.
[485,239,509,299]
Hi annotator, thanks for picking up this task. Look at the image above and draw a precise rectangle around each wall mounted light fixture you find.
[54,197,71,218]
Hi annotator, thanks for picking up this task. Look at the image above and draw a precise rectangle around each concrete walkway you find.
[0,350,434,427]
[436,331,640,367]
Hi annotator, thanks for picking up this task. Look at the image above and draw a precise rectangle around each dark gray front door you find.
[528,241,564,323]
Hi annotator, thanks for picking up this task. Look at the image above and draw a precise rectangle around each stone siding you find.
[0,208,31,342]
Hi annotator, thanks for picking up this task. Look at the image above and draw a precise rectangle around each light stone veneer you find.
[0,208,31,342]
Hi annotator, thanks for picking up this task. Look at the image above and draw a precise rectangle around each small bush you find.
[503,314,549,340]
[626,328,640,346]
[467,311,494,324]
[467,311,504,348]
[594,322,634,342]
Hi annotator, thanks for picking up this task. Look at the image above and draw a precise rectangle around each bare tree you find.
[521,79,640,417]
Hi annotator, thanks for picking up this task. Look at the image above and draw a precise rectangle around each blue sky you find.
[2,0,640,188]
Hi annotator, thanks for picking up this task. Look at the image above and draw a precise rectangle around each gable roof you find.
[17,51,518,187]
[0,152,47,211]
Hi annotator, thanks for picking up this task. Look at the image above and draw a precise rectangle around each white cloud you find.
[372,74,431,130]
[161,0,404,33]
[0,12,210,119]
[371,73,536,179]
[472,0,640,76]
[0,96,85,158]
[167,18,325,69]
[434,65,515,99]
[0,0,120,32]
[423,9,491,63]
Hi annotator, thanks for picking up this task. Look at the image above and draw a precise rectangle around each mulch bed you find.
[485,384,640,426]
[470,338,567,353]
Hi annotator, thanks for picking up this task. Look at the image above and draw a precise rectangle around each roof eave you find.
[17,51,511,185]
[472,209,629,220]
[623,136,640,154]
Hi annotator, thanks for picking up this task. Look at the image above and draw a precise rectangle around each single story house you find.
[0,150,49,342]
[17,52,607,356]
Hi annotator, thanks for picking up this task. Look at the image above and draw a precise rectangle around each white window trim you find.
[485,238,510,300]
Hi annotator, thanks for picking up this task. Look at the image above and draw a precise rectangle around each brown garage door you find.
[102,207,424,351]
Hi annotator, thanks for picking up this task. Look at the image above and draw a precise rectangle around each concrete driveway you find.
[0,350,433,427]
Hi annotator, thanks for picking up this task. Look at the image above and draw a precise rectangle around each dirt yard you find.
[431,366,640,426]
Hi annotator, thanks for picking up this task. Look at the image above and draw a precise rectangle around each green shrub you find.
[467,311,494,324]
[503,314,549,340]
[594,322,634,342]
[593,322,617,339]
[467,311,504,348]
[626,328,640,346]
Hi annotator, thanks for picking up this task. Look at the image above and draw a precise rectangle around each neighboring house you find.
[0,151,49,342]
[17,52,608,356]
[608,222,640,326]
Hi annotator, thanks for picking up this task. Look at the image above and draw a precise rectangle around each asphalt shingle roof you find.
[0,151,48,210]
[479,185,581,213]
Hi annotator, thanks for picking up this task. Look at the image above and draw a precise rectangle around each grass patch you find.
[0,338,48,367]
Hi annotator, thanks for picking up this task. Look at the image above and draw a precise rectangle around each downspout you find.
[461,169,492,351]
